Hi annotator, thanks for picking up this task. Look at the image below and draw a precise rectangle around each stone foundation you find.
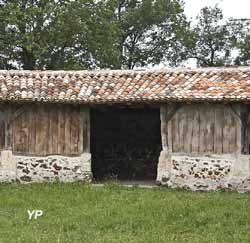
[0,150,17,182]
[2,148,250,193]
[0,151,92,183]
[157,150,250,193]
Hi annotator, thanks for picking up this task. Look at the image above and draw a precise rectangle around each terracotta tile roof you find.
[0,67,250,104]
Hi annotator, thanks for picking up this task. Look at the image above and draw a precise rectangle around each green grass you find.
[0,183,250,243]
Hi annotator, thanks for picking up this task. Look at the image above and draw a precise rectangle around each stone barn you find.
[0,67,250,192]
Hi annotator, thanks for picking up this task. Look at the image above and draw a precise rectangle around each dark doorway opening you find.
[90,106,161,181]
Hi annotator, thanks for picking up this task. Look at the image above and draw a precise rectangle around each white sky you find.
[184,0,250,20]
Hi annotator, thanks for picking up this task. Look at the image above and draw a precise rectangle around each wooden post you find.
[86,106,90,153]
[228,104,242,155]
[80,106,90,153]
[4,105,12,150]
[160,104,182,152]
[160,106,168,151]
[233,104,242,156]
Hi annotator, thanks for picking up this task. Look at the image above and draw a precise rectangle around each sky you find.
[184,0,250,20]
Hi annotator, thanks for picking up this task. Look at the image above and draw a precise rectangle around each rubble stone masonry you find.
[157,150,250,193]
[0,150,92,183]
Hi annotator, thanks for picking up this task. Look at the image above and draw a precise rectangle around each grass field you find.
[0,183,250,243]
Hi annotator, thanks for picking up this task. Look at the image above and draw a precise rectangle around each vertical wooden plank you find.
[47,107,53,155]
[32,105,36,155]
[235,104,242,155]
[171,111,178,153]
[167,118,173,153]
[228,108,236,153]
[205,105,214,153]
[176,109,181,152]
[70,107,80,155]
[35,106,41,155]
[21,108,28,153]
[167,107,173,153]
[165,110,168,151]
[34,105,44,155]
[10,106,16,152]
[214,104,223,154]
[79,107,84,154]
[178,106,185,152]
[19,107,25,153]
[191,104,200,153]
[229,104,241,154]
[184,105,193,153]
[64,106,71,155]
[85,107,91,153]
[35,105,48,156]
[222,106,231,153]
[4,104,13,150]
[28,106,35,154]
[47,105,59,155]
[58,106,66,155]
[43,106,49,155]
[8,105,13,150]
[51,106,59,155]
[199,105,207,153]
[160,106,168,151]
[13,107,21,153]
[80,106,90,154]
[241,105,246,154]
[203,105,208,152]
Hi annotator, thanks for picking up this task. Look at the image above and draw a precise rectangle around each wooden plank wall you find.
[161,104,241,154]
[0,103,245,156]
[9,104,89,156]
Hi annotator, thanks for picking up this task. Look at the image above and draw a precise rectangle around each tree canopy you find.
[0,0,121,69]
[188,6,231,67]
[0,0,249,70]
[228,18,250,66]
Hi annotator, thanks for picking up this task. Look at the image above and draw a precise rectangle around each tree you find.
[228,18,250,66]
[0,0,120,70]
[76,0,121,69]
[113,0,190,69]
[0,0,189,70]
[0,0,65,69]
[189,6,232,67]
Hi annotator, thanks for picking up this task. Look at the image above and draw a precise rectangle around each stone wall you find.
[0,150,92,183]
[0,151,16,182]
[157,150,250,192]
